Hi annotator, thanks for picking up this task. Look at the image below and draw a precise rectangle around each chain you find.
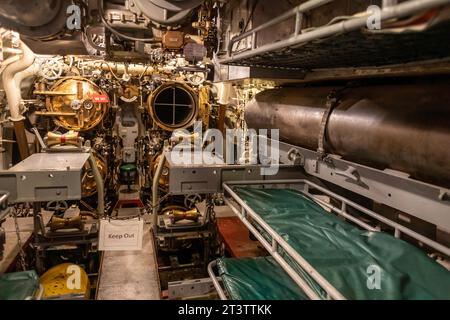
[107,212,143,221]
[12,206,27,271]
[80,199,96,213]
[147,192,171,211]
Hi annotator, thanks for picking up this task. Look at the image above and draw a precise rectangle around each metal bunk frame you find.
[208,179,450,300]
[219,0,450,66]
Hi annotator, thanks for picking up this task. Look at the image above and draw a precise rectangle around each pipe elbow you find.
[1,41,35,121]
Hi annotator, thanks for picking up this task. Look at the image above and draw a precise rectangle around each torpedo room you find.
[0,0,449,302]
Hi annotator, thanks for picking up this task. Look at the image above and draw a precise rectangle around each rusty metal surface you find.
[217,217,266,258]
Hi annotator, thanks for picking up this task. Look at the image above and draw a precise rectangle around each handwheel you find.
[45,200,68,213]
[39,58,64,80]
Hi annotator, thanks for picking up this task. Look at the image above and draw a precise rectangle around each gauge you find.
[70,99,82,110]
[83,99,94,110]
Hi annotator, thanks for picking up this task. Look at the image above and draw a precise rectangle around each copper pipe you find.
[217,104,227,135]
[33,91,76,96]
[35,111,77,116]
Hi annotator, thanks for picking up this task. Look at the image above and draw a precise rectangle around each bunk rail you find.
[207,261,228,300]
[215,179,450,300]
[221,0,450,65]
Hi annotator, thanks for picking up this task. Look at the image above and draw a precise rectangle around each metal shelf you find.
[219,0,450,70]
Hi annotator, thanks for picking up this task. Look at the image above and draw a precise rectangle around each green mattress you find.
[224,187,450,300]
[217,256,308,300]
[0,270,39,300]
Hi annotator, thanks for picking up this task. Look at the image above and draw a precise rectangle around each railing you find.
[208,179,450,300]
[207,261,227,300]
[0,191,9,221]
[221,0,450,64]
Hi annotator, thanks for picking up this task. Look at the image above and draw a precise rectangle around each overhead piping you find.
[2,41,35,121]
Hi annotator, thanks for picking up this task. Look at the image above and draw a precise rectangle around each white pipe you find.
[13,63,40,114]
[0,55,20,76]
[14,63,39,87]
[1,41,35,122]
[215,82,232,105]
[383,0,398,8]
[0,55,22,169]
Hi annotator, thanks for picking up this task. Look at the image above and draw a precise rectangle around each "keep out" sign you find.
[99,218,144,251]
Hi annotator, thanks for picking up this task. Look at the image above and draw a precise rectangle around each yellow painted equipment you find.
[39,263,90,299]
[44,77,109,131]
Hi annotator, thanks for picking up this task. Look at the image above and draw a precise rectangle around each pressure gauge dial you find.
[83,99,94,110]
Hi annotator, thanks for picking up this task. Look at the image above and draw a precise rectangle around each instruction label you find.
[99,218,144,251]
